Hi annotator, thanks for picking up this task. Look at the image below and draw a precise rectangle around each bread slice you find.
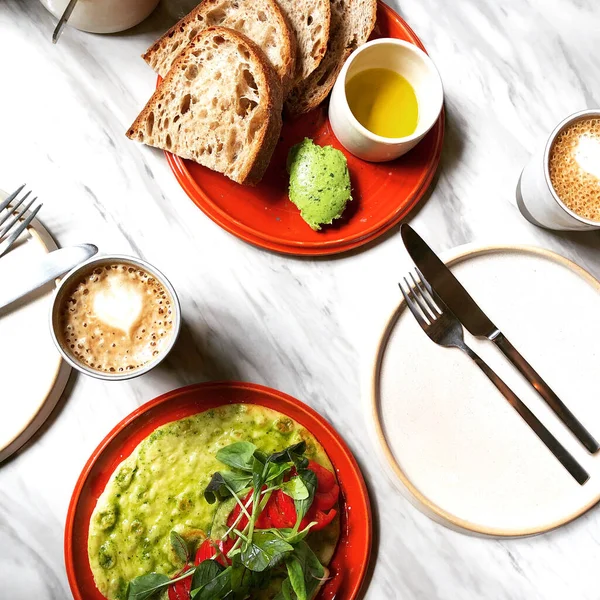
[142,0,295,93]
[127,27,283,186]
[275,0,331,83]
[285,0,377,116]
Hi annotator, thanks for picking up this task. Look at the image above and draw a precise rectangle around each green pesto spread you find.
[287,138,352,231]
[88,404,335,600]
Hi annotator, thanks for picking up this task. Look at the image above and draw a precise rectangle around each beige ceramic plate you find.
[371,244,600,537]
[0,189,71,461]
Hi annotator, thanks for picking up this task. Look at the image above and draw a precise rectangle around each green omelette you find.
[88,404,341,600]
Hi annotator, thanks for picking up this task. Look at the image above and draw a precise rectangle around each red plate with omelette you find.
[65,382,372,600]
[165,1,444,255]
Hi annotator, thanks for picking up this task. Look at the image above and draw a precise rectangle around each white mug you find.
[328,38,444,162]
[40,0,160,34]
[516,109,600,231]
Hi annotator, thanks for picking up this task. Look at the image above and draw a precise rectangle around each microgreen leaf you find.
[271,523,315,545]
[294,455,309,470]
[268,442,307,465]
[230,553,271,599]
[253,450,268,465]
[240,531,294,572]
[281,477,309,501]
[205,470,254,505]
[170,531,190,563]
[292,541,325,598]
[216,442,257,472]
[293,469,317,522]
[223,471,253,492]
[230,557,251,597]
[127,573,171,600]
[265,461,292,483]
[191,559,225,591]
[252,471,263,493]
[127,568,194,600]
[281,578,294,600]
[271,543,326,600]
[204,472,232,504]
[286,557,307,600]
[191,566,232,600]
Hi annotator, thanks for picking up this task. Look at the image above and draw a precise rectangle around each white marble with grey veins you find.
[1,0,600,598]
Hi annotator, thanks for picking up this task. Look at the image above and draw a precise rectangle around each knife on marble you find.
[0,243,97,309]
[401,223,599,454]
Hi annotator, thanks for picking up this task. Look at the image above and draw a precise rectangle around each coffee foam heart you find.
[92,273,144,335]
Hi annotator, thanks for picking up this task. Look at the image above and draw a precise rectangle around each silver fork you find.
[399,269,589,486]
[0,185,43,258]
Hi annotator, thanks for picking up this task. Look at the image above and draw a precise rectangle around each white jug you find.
[40,0,160,34]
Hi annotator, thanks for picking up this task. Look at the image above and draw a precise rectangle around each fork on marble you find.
[0,185,43,258]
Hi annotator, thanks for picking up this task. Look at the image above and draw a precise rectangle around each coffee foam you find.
[549,117,600,222]
[58,263,174,374]
[92,274,144,334]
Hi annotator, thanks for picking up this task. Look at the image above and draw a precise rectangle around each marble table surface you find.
[2,0,600,598]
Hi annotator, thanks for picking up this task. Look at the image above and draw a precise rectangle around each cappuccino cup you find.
[516,109,600,231]
[50,255,181,380]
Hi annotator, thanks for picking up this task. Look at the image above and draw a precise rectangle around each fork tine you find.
[411,271,441,316]
[408,274,437,321]
[0,191,30,228]
[399,279,430,328]
[0,203,42,258]
[0,184,25,213]
[410,271,440,318]
[415,268,437,298]
[0,195,36,239]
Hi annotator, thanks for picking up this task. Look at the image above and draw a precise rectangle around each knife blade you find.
[401,223,600,454]
[0,243,97,309]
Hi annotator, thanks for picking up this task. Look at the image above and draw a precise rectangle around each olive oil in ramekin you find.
[345,68,418,138]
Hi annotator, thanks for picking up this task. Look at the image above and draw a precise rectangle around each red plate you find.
[165,1,444,255]
[65,382,372,600]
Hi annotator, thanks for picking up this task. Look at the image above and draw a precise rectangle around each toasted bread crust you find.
[276,0,331,83]
[142,0,295,94]
[285,0,377,116]
[128,27,283,185]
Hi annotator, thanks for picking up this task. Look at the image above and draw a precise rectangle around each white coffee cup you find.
[329,38,444,162]
[516,109,600,231]
[49,255,181,381]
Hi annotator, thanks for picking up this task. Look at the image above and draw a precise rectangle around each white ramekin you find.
[329,38,444,162]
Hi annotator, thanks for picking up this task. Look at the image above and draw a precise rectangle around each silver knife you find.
[401,224,599,454]
[0,243,97,309]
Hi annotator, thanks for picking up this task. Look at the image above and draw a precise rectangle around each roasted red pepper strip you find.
[300,506,337,531]
[168,565,192,600]
[313,483,340,512]
[313,507,337,530]
[306,460,336,492]
[290,461,336,492]
[255,504,273,529]
[194,538,234,567]
[267,489,296,528]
